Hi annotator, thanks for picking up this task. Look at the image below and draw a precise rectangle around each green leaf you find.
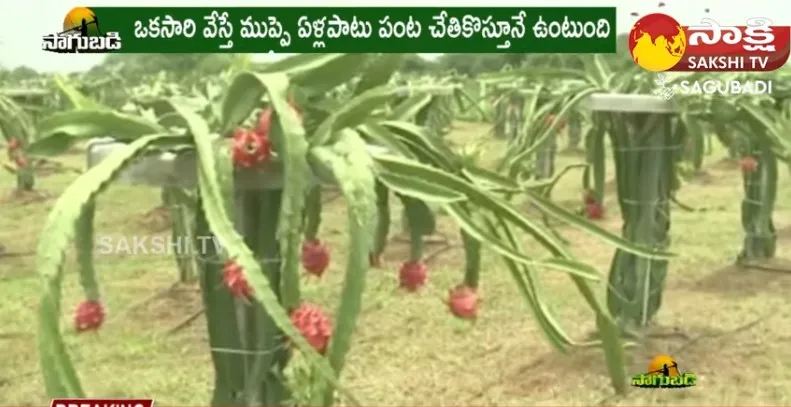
[26,134,78,156]
[262,54,353,77]
[356,123,416,159]
[219,71,266,134]
[526,191,674,260]
[354,54,404,96]
[37,110,166,141]
[377,171,466,203]
[54,75,104,110]
[443,204,600,281]
[313,85,406,146]
[381,120,459,171]
[400,195,436,237]
[388,93,433,121]
[461,165,521,192]
[290,53,372,94]
[486,216,573,352]
[372,154,580,260]
[309,129,376,405]
[252,73,310,310]
[36,133,188,397]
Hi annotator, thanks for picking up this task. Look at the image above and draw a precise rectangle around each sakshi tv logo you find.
[41,7,123,54]
[629,13,791,72]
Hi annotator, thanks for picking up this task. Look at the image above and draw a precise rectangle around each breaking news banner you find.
[41,6,616,54]
[50,399,155,407]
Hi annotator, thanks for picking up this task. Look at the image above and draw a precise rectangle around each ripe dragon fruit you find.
[585,202,604,219]
[301,239,330,277]
[447,285,479,320]
[399,260,427,292]
[289,302,332,354]
[223,259,253,299]
[231,128,271,168]
[74,300,105,332]
[740,156,758,173]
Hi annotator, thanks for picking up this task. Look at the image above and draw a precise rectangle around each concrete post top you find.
[587,93,679,113]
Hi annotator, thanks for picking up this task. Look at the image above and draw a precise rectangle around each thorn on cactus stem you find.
[74,300,105,332]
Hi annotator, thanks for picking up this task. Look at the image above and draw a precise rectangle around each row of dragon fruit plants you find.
[7,52,787,404]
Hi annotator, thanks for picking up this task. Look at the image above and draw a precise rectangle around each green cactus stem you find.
[567,112,582,150]
[303,185,322,241]
[75,199,99,301]
[372,181,390,259]
[165,187,198,283]
[400,195,435,261]
[194,197,246,406]
[739,148,777,262]
[461,228,481,288]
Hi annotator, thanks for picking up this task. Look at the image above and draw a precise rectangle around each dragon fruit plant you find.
[32,54,669,403]
[722,95,786,263]
[491,58,784,344]
[0,94,37,191]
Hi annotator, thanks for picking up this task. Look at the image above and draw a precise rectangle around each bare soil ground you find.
[2,122,791,405]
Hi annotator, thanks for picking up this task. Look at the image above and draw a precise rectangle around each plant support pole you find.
[605,109,676,329]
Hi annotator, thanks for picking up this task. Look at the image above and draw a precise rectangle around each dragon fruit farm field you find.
[2,119,791,406]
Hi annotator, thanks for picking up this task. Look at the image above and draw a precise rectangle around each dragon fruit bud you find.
[256,108,273,137]
[232,128,271,168]
[288,96,303,122]
[448,285,479,320]
[14,155,26,168]
[289,302,332,354]
[301,239,331,277]
[7,137,20,151]
[740,156,758,173]
[74,300,105,332]
[399,260,427,292]
[223,259,253,299]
